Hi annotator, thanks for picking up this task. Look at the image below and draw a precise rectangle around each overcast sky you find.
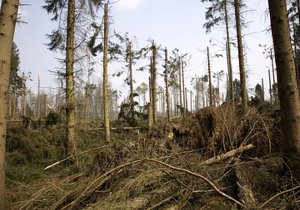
[7,0,272,99]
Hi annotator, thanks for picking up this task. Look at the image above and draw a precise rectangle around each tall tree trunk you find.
[66,0,77,159]
[0,0,19,208]
[234,0,248,112]
[103,3,110,141]
[164,48,171,122]
[225,0,234,102]
[151,41,157,123]
[37,76,40,118]
[207,47,213,107]
[268,0,300,180]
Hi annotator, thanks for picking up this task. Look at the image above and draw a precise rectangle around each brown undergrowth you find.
[6,105,300,210]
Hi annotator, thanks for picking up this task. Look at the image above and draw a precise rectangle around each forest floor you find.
[5,103,300,210]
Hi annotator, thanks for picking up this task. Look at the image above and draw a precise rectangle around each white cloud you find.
[116,0,141,10]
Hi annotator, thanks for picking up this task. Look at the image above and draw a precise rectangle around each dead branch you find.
[65,159,143,210]
[44,145,111,170]
[199,144,254,166]
[259,185,300,208]
[145,158,245,208]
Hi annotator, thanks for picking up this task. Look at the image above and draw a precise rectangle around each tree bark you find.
[234,0,248,112]
[66,0,78,159]
[103,3,110,141]
[268,0,300,181]
[0,0,19,208]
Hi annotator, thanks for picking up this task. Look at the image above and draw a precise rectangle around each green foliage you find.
[43,0,66,21]
[46,30,64,51]
[46,111,61,127]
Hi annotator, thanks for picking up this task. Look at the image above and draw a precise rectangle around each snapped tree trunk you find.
[234,0,248,112]
[65,0,78,160]
[0,0,19,208]
[103,3,111,141]
[268,0,300,181]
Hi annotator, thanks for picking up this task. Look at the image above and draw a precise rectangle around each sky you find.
[4,0,273,100]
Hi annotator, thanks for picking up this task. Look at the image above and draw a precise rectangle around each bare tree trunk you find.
[148,77,153,128]
[234,0,248,112]
[44,94,48,118]
[103,3,110,141]
[268,0,300,180]
[152,41,157,123]
[164,48,171,122]
[66,0,78,159]
[207,47,213,107]
[0,0,19,208]
[225,0,234,102]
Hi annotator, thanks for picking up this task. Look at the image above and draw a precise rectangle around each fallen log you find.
[199,144,254,166]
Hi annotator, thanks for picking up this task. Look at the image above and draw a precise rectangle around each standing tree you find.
[201,0,234,102]
[102,3,110,141]
[43,0,94,159]
[268,0,300,180]
[0,0,20,208]
[234,0,248,111]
